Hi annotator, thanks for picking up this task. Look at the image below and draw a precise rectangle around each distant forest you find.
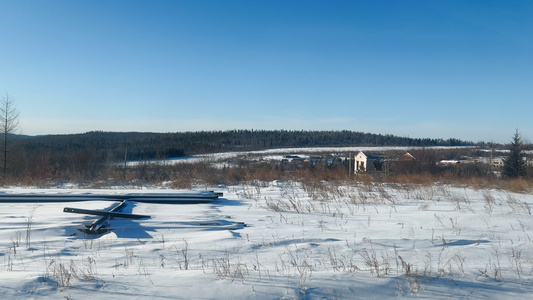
[17,130,471,163]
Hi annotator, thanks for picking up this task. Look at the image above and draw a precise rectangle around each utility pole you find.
[349,152,353,177]
[123,146,128,181]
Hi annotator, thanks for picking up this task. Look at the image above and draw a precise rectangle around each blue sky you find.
[1,0,532,143]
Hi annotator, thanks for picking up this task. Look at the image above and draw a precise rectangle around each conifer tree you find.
[502,130,527,178]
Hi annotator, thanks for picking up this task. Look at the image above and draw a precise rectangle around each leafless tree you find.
[0,93,20,184]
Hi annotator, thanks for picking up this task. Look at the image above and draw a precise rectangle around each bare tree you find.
[0,93,20,184]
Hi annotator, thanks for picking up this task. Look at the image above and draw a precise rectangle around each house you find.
[352,151,417,175]
[354,152,367,173]
[402,152,416,160]
[439,160,460,165]
[490,158,504,168]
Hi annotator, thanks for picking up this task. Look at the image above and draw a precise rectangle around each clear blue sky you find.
[1,0,532,143]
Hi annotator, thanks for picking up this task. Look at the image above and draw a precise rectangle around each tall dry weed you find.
[501,178,533,193]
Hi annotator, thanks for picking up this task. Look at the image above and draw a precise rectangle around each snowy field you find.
[0,182,532,299]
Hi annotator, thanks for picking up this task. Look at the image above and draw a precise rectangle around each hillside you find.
[18,130,472,162]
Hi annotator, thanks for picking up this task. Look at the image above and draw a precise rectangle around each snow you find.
[0,182,532,299]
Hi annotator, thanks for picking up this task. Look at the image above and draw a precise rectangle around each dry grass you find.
[10,156,533,194]
[498,178,533,193]
[383,174,441,186]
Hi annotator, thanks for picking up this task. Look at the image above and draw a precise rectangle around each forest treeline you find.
[18,130,470,162]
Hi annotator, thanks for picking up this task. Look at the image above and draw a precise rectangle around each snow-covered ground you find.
[0,182,532,299]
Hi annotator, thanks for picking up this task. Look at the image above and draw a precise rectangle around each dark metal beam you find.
[0,191,222,203]
[63,207,151,219]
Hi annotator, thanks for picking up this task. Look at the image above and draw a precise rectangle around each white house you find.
[490,158,504,168]
[354,151,367,173]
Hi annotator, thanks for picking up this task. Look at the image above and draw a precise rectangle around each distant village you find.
[273,148,533,177]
